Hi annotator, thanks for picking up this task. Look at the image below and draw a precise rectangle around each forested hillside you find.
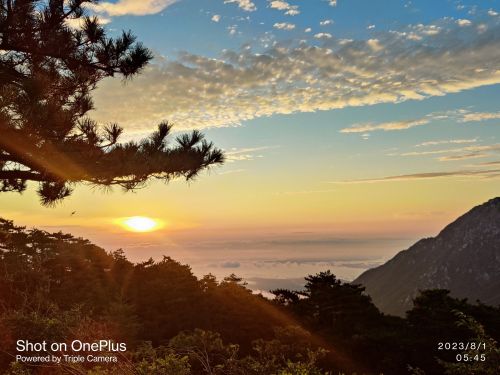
[1,218,500,374]
[355,197,500,316]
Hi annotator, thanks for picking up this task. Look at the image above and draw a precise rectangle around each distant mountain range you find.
[354,197,500,316]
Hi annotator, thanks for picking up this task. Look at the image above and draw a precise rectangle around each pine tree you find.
[0,0,224,205]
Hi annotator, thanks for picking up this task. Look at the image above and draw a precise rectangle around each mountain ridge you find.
[353,197,500,316]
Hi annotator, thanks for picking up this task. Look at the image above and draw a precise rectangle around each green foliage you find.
[3,363,31,375]
[439,311,500,375]
[247,326,329,375]
[0,0,223,205]
[2,220,500,375]
[169,329,239,374]
[273,270,381,338]
[132,342,191,375]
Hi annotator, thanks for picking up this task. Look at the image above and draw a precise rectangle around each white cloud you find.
[269,0,289,10]
[488,10,499,16]
[274,22,296,30]
[313,32,332,39]
[91,18,500,131]
[304,27,312,33]
[328,0,337,6]
[66,16,111,29]
[456,18,472,26]
[90,0,178,16]
[286,9,300,16]
[320,19,333,26]
[211,14,221,23]
[224,0,256,12]
[269,1,300,15]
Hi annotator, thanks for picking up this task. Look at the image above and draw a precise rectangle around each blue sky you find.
[2,0,500,283]
[105,0,499,57]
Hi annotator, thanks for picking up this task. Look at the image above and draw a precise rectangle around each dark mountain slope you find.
[354,197,500,316]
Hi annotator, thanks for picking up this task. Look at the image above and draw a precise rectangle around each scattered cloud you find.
[456,18,472,26]
[304,27,312,33]
[489,10,499,16]
[268,0,290,10]
[90,0,178,16]
[320,19,334,26]
[285,9,300,16]
[268,0,300,15]
[211,14,221,23]
[327,0,337,6]
[224,0,256,12]
[91,18,500,131]
[273,22,296,30]
[313,32,332,39]
[391,24,442,41]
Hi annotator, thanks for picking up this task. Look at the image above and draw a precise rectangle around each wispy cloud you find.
[341,106,500,135]
[90,0,178,16]
[415,138,478,147]
[91,17,500,130]
[437,153,489,161]
[473,160,500,167]
[340,118,430,133]
[458,111,500,122]
[277,189,337,195]
[402,143,500,157]
[225,146,277,162]
[331,169,500,184]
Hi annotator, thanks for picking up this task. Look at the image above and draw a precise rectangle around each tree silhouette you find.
[0,0,224,205]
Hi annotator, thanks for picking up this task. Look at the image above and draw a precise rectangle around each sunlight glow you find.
[122,216,160,232]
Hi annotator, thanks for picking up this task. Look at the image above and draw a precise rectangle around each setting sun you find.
[122,216,160,232]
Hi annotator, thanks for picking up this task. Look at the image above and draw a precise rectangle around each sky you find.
[1,0,500,288]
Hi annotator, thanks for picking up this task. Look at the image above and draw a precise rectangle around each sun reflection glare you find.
[121,216,160,232]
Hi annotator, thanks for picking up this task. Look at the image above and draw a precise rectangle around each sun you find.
[121,216,160,232]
